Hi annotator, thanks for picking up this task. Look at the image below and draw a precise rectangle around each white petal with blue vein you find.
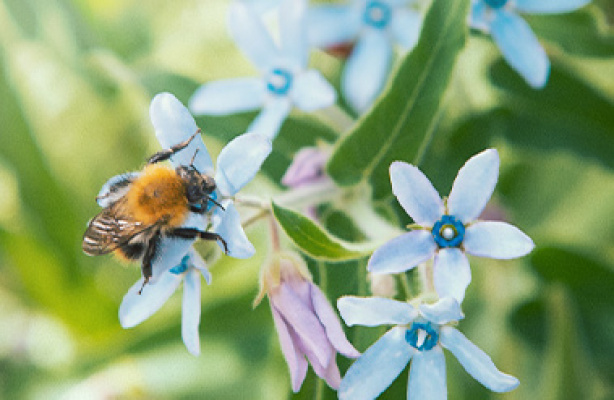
[291,70,336,112]
[189,78,266,115]
[368,230,437,274]
[440,326,520,392]
[464,221,534,259]
[490,9,550,88]
[247,97,292,140]
[514,0,591,14]
[119,271,182,328]
[212,202,255,259]
[306,4,361,48]
[342,29,393,113]
[339,327,414,400]
[447,149,499,224]
[337,296,418,327]
[215,132,272,196]
[390,161,444,226]
[229,2,280,71]
[408,346,447,400]
[182,267,202,356]
[149,93,214,174]
[433,248,471,303]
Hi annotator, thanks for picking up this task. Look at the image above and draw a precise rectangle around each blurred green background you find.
[0,0,613,399]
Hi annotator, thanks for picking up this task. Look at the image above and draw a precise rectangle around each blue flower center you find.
[432,215,465,248]
[405,322,439,351]
[363,1,391,29]
[267,68,293,95]
[169,255,190,275]
[206,190,218,212]
[483,0,508,9]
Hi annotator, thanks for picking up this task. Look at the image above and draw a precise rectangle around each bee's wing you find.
[82,202,155,256]
[96,172,140,208]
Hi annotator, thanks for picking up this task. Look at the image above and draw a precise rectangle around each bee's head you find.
[177,165,217,205]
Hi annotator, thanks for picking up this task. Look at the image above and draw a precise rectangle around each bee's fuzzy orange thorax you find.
[126,164,188,227]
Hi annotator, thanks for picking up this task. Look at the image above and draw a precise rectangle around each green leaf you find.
[526,7,614,58]
[272,202,372,262]
[327,0,470,200]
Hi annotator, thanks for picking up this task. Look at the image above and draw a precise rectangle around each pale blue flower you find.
[189,0,336,140]
[469,0,591,88]
[117,92,271,354]
[149,92,272,276]
[368,149,534,303]
[307,0,424,112]
[337,296,519,400]
[119,249,211,355]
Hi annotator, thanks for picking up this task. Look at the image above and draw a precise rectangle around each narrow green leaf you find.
[327,0,470,200]
[272,202,372,262]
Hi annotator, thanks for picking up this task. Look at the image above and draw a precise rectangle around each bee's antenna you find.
[189,148,200,170]
[208,196,225,211]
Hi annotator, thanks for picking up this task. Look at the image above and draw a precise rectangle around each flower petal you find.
[150,237,194,283]
[490,9,550,89]
[390,161,444,226]
[182,267,201,356]
[342,29,393,113]
[468,1,491,32]
[271,282,333,368]
[301,340,342,390]
[339,327,414,400]
[407,346,447,400]
[188,248,212,285]
[215,132,272,196]
[281,147,329,187]
[228,2,279,71]
[291,70,336,111]
[433,248,471,303]
[464,221,534,259]
[440,327,520,392]
[270,304,309,392]
[189,78,266,115]
[149,93,214,174]
[306,4,361,48]
[390,8,423,50]
[419,297,464,325]
[150,212,207,281]
[212,202,255,259]
[514,0,591,14]
[367,230,436,274]
[247,97,292,140]
[447,149,499,224]
[96,172,139,208]
[311,285,360,358]
[338,296,418,327]
[279,0,308,67]
[119,271,182,328]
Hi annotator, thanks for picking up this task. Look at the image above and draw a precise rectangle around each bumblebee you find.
[82,130,227,293]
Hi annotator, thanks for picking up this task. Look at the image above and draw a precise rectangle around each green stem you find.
[313,104,355,134]
[398,272,413,300]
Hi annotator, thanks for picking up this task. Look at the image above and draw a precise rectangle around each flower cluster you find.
[81,0,592,397]
[469,0,591,87]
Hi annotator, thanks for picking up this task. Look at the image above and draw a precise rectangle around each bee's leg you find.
[147,129,201,164]
[138,236,160,294]
[168,227,229,254]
